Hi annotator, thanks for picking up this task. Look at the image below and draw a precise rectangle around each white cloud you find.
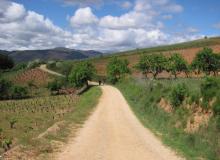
[0,1,26,23]
[70,7,98,27]
[0,0,201,52]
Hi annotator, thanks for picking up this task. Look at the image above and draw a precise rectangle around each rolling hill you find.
[90,37,220,75]
[0,47,102,62]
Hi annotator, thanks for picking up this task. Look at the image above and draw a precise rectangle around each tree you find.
[107,57,130,84]
[136,55,151,78]
[68,61,96,87]
[0,54,14,70]
[148,54,167,79]
[0,79,12,100]
[167,53,189,78]
[191,48,219,75]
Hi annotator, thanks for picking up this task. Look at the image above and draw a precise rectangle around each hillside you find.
[0,47,102,62]
[90,37,220,75]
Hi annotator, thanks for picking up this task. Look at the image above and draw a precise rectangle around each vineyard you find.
[13,68,53,87]
[0,94,79,154]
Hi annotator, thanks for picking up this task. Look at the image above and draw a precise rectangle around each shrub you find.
[189,91,200,105]
[10,85,28,99]
[12,62,27,71]
[1,138,12,152]
[9,118,17,129]
[213,96,220,115]
[170,83,188,108]
[200,77,220,102]
[47,78,67,95]
[27,59,42,69]
[216,116,220,130]
[0,79,12,100]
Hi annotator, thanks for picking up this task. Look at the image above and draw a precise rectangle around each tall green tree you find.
[191,48,219,75]
[136,55,151,78]
[148,54,167,79]
[68,61,96,87]
[107,57,130,84]
[167,53,189,78]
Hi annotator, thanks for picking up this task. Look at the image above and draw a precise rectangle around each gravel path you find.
[39,64,64,77]
[57,85,184,160]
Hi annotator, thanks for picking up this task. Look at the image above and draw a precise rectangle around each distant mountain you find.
[0,48,103,62]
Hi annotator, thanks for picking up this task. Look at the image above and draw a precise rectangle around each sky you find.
[0,0,220,52]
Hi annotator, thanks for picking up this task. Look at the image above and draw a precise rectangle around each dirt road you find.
[57,85,183,160]
[39,64,64,77]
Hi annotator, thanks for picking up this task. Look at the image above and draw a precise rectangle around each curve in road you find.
[39,64,65,77]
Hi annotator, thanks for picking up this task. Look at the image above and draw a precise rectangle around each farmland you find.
[0,87,101,159]
[0,60,102,159]
[46,37,220,76]
[0,36,220,160]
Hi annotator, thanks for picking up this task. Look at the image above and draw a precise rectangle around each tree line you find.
[136,47,220,79]
[66,47,220,88]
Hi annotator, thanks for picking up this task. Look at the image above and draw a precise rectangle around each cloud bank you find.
[0,0,202,52]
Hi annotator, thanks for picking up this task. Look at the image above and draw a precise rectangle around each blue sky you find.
[0,0,220,51]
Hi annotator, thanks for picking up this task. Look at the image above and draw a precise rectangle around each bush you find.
[11,62,27,71]
[213,96,220,115]
[1,138,12,152]
[47,78,67,95]
[0,79,12,100]
[216,116,220,130]
[170,83,188,108]
[189,91,200,105]
[201,77,220,102]
[27,59,42,69]
[10,85,28,99]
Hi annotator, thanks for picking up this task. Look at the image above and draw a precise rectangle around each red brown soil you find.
[93,45,220,77]
[185,107,213,133]
[159,98,173,113]
[13,68,51,86]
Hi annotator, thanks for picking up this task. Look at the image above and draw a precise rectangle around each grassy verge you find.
[0,86,101,159]
[116,77,220,160]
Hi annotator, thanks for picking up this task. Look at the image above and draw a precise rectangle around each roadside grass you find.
[49,86,102,142]
[0,86,101,158]
[116,77,220,160]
